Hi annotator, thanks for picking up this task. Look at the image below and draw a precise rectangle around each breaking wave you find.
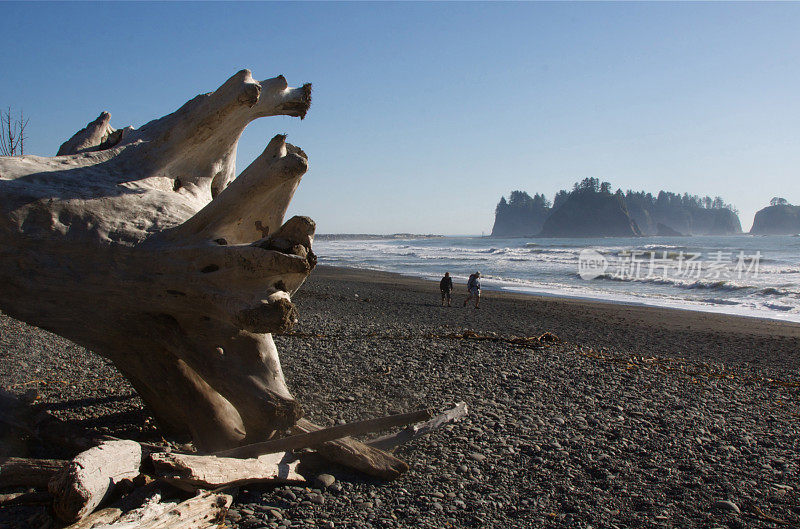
[315,235,800,321]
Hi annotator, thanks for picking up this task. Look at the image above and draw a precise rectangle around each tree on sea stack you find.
[0,70,318,452]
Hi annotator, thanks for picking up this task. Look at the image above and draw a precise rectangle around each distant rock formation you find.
[690,207,743,235]
[491,179,742,237]
[491,191,550,237]
[750,200,800,234]
[625,191,741,235]
[538,186,641,237]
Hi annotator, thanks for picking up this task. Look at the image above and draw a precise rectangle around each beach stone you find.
[308,493,325,505]
[241,516,261,528]
[282,491,297,502]
[712,500,741,514]
[314,474,336,489]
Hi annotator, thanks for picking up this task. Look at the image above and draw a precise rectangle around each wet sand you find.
[305,266,800,372]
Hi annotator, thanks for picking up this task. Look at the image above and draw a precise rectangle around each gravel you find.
[1,265,798,528]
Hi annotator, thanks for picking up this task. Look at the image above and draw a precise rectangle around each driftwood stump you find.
[0,70,315,451]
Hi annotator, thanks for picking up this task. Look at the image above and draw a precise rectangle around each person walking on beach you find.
[439,272,453,306]
[464,271,481,308]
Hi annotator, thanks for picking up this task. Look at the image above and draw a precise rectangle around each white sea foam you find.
[315,235,800,322]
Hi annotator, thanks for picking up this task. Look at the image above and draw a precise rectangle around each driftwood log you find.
[48,439,144,523]
[87,491,232,529]
[151,451,303,491]
[0,456,65,488]
[0,490,53,506]
[0,70,315,452]
[290,419,410,479]
[63,481,161,529]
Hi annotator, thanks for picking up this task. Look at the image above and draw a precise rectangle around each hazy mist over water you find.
[315,235,800,322]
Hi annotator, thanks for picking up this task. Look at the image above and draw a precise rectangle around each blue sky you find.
[2,2,799,234]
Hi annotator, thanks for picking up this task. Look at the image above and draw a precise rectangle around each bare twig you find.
[0,107,27,156]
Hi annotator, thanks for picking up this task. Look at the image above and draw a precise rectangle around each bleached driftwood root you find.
[0,71,315,452]
[151,451,303,490]
[48,439,143,523]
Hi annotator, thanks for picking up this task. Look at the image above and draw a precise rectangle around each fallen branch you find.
[291,419,409,480]
[215,408,431,459]
[49,439,144,524]
[367,402,468,451]
[151,451,304,490]
[0,456,66,487]
[750,505,792,526]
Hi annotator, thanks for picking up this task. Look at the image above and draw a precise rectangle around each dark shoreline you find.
[316,264,800,332]
[308,265,800,372]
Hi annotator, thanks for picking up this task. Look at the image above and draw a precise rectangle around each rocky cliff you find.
[538,189,642,238]
[625,190,741,235]
[491,191,550,237]
[750,204,800,235]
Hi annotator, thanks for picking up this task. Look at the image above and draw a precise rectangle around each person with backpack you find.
[464,271,481,308]
[439,272,453,306]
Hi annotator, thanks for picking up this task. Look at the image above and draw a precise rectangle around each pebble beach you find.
[1,265,799,528]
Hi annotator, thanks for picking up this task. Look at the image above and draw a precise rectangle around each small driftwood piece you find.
[0,490,52,506]
[64,481,160,529]
[49,439,143,523]
[90,491,231,529]
[367,402,468,451]
[88,490,175,529]
[217,408,432,459]
[291,418,410,480]
[0,456,66,487]
[65,505,132,529]
[151,451,304,490]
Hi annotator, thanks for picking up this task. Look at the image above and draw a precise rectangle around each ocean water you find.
[313,235,800,323]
